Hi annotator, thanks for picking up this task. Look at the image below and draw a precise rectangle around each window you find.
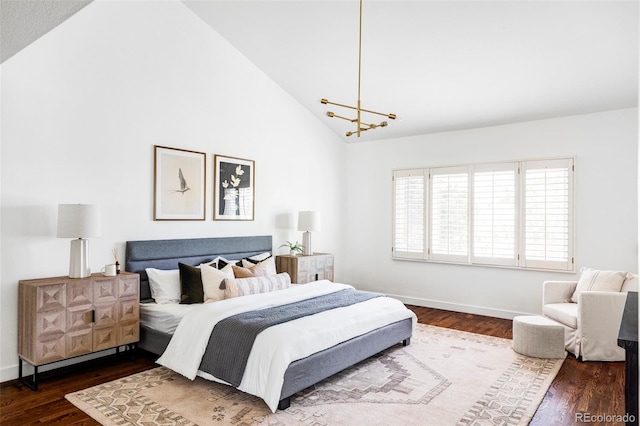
[521,159,573,271]
[430,167,468,262]
[392,169,426,260]
[392,158,574,271]
[472,163,517,266]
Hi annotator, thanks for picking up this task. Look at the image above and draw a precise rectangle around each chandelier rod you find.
[321,0,395,137]
[321,99,396,119]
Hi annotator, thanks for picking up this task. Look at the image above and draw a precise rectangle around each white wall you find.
[343,109,638,317]
[0,0,345,381]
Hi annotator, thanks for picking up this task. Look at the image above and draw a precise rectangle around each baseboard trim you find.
[389,293,534,320]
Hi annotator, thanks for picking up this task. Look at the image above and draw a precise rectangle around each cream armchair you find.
[542,275,637,361]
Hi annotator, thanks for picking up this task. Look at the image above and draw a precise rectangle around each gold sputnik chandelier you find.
[321,0,396,137]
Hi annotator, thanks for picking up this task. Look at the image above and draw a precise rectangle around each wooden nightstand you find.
[18,272,140,390]
[276,253,334,284]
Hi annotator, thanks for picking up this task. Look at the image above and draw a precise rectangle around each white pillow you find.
[145,268,181,304]
[201,263,234,303]
[222,273,291,299]
[241,256,277,275]
[247,252,271,262]
[571,267,628,303]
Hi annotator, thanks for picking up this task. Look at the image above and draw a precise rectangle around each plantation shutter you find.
[430,166,469,262]
[521,159,573,270]
[392,169,427,259]
[472,163,518,266]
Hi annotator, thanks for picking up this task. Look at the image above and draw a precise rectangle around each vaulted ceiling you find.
[2,0,638,142]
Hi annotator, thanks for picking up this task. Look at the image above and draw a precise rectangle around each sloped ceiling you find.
[2,0,638,142]
[0,0,92,63]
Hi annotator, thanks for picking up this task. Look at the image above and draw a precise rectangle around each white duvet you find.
[157,281,417,412]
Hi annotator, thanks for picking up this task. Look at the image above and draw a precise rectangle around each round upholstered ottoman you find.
[512,315,566,359]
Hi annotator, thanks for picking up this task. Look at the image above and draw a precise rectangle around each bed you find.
[125,235,415,411]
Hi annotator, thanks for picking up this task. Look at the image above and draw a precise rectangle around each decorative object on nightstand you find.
[57,204,102,278]
[298,211,321,255]
[279,241,304,256]
[113,248,121,274]
[276,253,333,284]
[18,272,140,390]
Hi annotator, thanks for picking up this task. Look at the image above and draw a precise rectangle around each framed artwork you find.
[214,154,255,221]
[154,145,206,220]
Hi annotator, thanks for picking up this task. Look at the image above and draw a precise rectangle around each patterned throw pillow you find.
[221,273,292,299]
[242,255,277,275]
[201,264,234,303]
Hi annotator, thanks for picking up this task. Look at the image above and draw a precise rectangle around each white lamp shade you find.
[57,204,102,238]
[298,211,321,232]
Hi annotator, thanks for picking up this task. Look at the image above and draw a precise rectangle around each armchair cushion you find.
[543,303,578,329]
[571,268,628,303]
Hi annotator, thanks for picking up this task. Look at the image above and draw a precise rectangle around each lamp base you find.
[69,238,91,278]
[302,231,313,255]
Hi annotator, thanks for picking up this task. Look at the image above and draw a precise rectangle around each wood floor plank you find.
[0,305,625,425]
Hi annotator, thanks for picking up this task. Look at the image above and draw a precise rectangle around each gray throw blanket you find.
[198,288,382,387]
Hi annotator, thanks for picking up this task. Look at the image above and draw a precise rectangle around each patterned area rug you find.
[66,324,564,425]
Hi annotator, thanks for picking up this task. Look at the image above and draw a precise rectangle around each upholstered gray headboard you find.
[125,235,273,301]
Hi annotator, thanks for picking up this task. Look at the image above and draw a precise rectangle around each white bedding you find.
[157,281,417,412]
[139,303,197,335]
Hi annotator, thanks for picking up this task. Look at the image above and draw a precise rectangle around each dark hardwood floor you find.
[0,305,625,425]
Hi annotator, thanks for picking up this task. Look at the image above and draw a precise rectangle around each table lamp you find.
[57,204,102,278]
[298,211,321,255]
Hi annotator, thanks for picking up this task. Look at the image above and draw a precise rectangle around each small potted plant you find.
[280,241,304,256]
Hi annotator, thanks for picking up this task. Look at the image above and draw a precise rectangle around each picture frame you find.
[154,145,206,221]
[214,154,255,221]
